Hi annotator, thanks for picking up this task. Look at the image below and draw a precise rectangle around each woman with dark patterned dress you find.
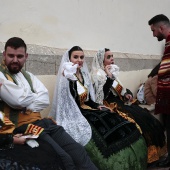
[50,46,148,170]
[91,48,167,164]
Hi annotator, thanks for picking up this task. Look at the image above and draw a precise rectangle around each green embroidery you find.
[0,64,18,85]
[21,69,34,93]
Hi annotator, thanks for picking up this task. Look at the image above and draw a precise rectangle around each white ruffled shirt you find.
[0,71,49,112]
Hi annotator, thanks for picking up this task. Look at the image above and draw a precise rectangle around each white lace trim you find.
[49,48,94,146]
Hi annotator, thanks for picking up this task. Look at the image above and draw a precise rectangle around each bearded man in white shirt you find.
[0,37,98,170]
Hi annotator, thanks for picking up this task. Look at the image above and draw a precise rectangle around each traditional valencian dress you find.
[91,48,167,164]
[50,48,148,170]
[70,77,147,170]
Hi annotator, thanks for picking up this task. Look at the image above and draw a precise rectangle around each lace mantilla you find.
[49,48,96,146]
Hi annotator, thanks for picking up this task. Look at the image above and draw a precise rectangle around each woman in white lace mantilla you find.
[91,48,167,164]
[49,46,94,146]
[50,46,148,170]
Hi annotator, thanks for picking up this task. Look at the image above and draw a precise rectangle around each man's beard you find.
[157,37,164,41]
[7,63,22,74]
[157,33,164,41]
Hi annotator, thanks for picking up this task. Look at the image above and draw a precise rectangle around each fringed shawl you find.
[155,34,170,114]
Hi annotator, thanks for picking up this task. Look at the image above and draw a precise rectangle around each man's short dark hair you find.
[105,48,110,52]
[5,37,27,52]
[148,14,170,26]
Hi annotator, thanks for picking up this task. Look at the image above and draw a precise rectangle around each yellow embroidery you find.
[103,101,142,134]
[25,124,44,136]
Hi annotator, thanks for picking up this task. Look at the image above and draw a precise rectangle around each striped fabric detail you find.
[112,80,123,100]
[24,124,44,136]
[0,111,15,134]
[115,83,123,95]
[155,34,170,114]
[158,34,170,78]
[3,117,14,126]
[158,55,170,76]
[0,111,14,126]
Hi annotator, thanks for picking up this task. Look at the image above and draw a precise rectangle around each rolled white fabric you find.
[109,64,120,78]
[63,62,78,81]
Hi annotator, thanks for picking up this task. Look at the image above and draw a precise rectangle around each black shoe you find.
[147,161,158,168]
[157,157,170,167]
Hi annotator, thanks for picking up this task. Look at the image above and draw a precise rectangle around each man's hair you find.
[5,37,27,52]
[148,14,170,26]
[105,48,110,52]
